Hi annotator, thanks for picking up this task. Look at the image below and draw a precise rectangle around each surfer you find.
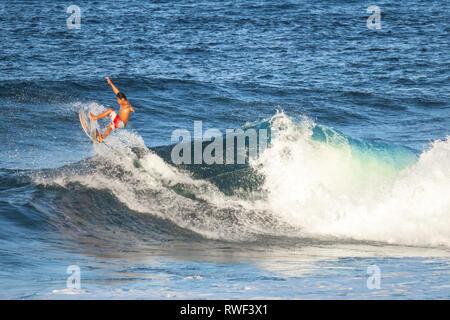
[89,77,135,142]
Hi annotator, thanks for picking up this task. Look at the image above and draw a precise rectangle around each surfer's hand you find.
[105,77,112,84]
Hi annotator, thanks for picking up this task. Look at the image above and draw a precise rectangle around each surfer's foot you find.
[89,112,97,121]
[97,132,103,143]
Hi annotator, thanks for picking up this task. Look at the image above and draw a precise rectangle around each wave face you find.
[27,112,449,248]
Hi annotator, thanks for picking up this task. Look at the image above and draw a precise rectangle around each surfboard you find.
[79,110,100,143]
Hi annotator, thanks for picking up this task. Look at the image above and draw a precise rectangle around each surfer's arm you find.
[106,77,120,95]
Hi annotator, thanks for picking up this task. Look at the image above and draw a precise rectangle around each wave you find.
[10,111,449,248]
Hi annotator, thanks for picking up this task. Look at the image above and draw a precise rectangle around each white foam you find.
[252,113,450,247]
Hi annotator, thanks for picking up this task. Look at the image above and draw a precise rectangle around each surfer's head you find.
[116,91,127,102]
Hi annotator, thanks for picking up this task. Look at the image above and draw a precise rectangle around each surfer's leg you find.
[90,108,113,121]
[100,126,112,142]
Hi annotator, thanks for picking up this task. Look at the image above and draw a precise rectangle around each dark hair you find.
[116,92,127,100]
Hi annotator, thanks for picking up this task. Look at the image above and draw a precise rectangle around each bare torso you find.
[118,102,133,126]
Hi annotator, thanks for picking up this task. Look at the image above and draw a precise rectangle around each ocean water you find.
[0,0,449,299]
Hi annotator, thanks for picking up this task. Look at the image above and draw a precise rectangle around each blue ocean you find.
[0,0,449,299]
